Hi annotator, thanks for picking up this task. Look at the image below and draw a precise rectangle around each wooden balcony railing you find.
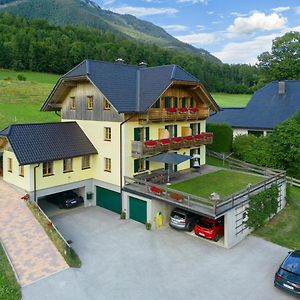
[131,133,213,158]
[139,107,209,124]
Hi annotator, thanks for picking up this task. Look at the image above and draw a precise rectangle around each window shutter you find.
[190,98,194,108]
[165,97,171,108]
[198,123,201,134]
[173,97,178,108]
[154,99,160,108]
[134,128,139,141]
[164,163,168,170]
[145,127,150,141]
[146,160,149,170]
[182,97,187,108]
[174,125,177,137]
[134,159,139,173]
[190,149,194,168]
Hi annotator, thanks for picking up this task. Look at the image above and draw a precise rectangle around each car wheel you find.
[214,234,220,242]
[188,223,194,232]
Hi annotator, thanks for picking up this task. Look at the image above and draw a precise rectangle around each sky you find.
[95,0,300,65]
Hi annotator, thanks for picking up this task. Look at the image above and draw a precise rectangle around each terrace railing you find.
[132,133,213,158]
[139,107,209,124]
[123,169,286,218]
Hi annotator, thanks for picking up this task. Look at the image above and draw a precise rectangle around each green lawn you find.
[211,93,252,107]
[0,70,60,129]
[170,170,263,199]
[206,156,229,168]
[254,186,300,249]
[0,244,21,300]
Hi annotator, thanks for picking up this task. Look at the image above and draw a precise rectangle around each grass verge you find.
[0,243,21,300]
[254,185,300,249]
[206,156,229,168]
[27,202,81,268]
[170,170,263,199]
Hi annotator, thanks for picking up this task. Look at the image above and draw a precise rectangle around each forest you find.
[0,13,260,93]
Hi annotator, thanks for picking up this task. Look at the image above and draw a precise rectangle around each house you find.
[0,60,286,248]
[0,59,218,214]
[209,80,300,137]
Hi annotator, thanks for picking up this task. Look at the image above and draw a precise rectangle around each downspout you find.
[120,114,137,207]
[33,163,40,203]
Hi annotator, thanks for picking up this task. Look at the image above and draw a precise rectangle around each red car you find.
[194,216,224,242]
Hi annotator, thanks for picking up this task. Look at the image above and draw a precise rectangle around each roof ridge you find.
[86,59,139,69]
[6,121,76,127]
[63,60,87,77]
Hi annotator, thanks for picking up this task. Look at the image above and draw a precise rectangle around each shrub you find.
[17,74,26,81]
[207,123,233,153]
[232,134,257,161]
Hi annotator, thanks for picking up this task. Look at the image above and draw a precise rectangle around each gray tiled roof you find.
[63,60,200,113]
[209,81,300,130]
[0,122,98,165]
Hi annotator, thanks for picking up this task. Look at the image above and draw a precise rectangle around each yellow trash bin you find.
[156,211,163,228]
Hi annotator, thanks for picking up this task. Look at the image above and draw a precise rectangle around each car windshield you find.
[197,219,213,228]
[279,268,300,283]
[171,212,185,220]
[282,254,300,275]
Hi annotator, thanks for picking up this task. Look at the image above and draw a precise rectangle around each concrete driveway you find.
[23,207,294,300]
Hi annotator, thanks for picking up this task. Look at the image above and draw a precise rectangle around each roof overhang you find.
[41,75,89,112]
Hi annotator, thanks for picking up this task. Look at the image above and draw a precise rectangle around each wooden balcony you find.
[139,107,209,124]
[131,133,213,158]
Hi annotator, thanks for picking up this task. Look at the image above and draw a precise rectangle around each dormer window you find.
[70,97,76,110]
[104,99,111,110]
[87,96,94,110]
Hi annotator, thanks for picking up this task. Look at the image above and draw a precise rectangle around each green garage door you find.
[96,187,121,214]
[129,197,147,224]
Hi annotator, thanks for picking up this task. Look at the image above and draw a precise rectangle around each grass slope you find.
[0,69,60,129]
[171,170,262,199]
[212,93,251,107]
[254,186,300,249]
[0,244,21,300]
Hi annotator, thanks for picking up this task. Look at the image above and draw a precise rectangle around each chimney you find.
[115,58,125,64]
[278,81,285,95]
[138,61,148,68]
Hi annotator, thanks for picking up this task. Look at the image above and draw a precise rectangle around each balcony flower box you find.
[172,137,183,143]
[195,134,205,139]
[204,133,213,138]
[160,138,171,145]
[167,107,177,113]
[189,107,199,113]
[144,140,157,148]
[170,193,183,203]
[178,107,188,113]
[184,136,194,141]
[148,186,164,195]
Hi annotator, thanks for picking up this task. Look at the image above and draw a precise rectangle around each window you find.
[104,158,111,172]
[134,158,149,173]
[7,158,12,173]
[153,99,161,108]
[43,161,53,177]
[70,97,76,110]
[87,96,94,110]
[104,99,111,110]
[82,155,91,170]
[19,165,24,177]
[63,158,73,173]
[134,127,149,141]
[104,127,111,141]
[248,130,264,137]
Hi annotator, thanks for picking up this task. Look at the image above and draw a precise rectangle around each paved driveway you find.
[0,179,68,286]
[23,207,294,300]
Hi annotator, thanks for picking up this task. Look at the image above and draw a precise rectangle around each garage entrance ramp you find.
[0,179,68,286]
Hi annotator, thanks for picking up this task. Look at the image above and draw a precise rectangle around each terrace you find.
[123,167,286,218]
[131,132,213,158]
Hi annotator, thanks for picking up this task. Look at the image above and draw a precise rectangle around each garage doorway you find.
[96,186,121,214]
[129,197,147,224]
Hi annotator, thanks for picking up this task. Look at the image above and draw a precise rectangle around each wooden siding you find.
[61,82,123,122]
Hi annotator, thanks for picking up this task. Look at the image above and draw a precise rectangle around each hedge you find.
[207,123,233,153]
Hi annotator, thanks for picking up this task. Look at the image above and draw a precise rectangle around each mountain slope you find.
[0,0,220,62]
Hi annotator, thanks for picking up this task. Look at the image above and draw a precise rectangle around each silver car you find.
[169,208,198,231]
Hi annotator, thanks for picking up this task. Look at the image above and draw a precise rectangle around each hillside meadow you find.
[0,69,252,129]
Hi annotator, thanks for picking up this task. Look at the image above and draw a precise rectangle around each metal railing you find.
[124,168,286,217]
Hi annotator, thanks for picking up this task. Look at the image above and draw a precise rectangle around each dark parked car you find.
[169,208,198,231]
[46,190,83,209]
[274,250,300,295]
[194,216,224,242]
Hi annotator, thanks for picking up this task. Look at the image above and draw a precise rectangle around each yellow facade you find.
[3,150,30,191]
